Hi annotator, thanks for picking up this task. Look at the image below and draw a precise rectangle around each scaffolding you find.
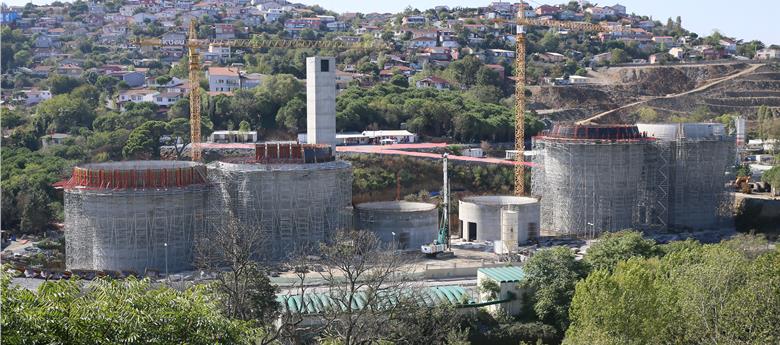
[208,159,353,261]
[532,123,735,237]
[64,161,209,273]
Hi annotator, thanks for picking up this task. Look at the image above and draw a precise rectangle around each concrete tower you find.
[306,56,337,149]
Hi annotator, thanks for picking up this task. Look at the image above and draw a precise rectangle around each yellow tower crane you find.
[513,5,625,195]
[131,20,383,161]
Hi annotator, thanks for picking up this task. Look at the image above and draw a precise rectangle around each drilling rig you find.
[513,4,627,195]
[130,20,384,161]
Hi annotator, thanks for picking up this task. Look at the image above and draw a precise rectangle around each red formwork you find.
[252,143,333,164]
[65,163,207,190]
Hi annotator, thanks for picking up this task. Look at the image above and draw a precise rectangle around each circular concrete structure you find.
[209,158,353,261]
[458,196,540,243]
[355,201,438,250]
[64,161,209,273]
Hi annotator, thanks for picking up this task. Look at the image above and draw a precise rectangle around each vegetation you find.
[566,237,780,345]
[1,272,259,344]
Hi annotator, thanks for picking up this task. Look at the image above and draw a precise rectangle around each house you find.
[34,35,60,49]
[21,89,52,105]
[31,65,53,77]
[652,36,675,46]
[669,47,685,59]
[325,21,347,31]
[476,267,525,316]
[115,89,158,109]
[719,38,737,54]
[153,92,181,107]
[756,45,780,60]
[486,49,515,62]
[263,8,286,22]
[255,1,282,11]
[56,64,84,78]
[649,52,670,64]
[41,133,71,149]
[409,36,437,48]
[204,44,232,62]
[415,76,450,90]
[402,15,426,26]
[592,52,612,63]
[586,6,615,20]
[107,71,146,88]
[536,52,566,63]
[607,3,626,16]
[207,66,241,92]
[534,5,559,17]
[284,17,321,34]
[214,24,236,39]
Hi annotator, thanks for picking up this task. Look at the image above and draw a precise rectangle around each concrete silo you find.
[638,123,734,230]
[354,201,438,250]
[458,196,540,243]
[64,161,209,273]
[209,143,352,261]
[531,124,653,236]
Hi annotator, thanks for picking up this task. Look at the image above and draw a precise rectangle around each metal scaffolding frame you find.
[532,124,735,236]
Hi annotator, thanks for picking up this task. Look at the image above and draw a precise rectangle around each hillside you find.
[528,62,780,123]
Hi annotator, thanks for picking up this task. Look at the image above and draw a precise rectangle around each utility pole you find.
[164,242,169,280]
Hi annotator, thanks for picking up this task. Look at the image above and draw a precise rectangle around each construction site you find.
[51,15,745,277]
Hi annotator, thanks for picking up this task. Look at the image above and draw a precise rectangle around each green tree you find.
[1,273,258,344]
[48,74,83,95]
[275,96,306,133]
[585,230,660,272]
[19,188,53,233]
[122,120,168,159]
[610,48,628,64]
[35,95,96,133]
[521,246,590,330]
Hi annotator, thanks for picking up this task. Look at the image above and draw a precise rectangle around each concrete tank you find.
[531,124,652,236]
[458,196,540,242]
[354,201,438,250]
[209,143,353,261]
[64,161,209,273]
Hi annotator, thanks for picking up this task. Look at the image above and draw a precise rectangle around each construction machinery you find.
[512,4,627,195]
[421,153,451,256]
[130,20,383,161]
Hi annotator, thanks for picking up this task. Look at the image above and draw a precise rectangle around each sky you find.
[3,0,778,44]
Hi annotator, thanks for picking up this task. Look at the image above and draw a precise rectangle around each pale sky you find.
[4,0,778,44]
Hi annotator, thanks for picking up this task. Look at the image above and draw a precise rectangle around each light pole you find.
[164,242,169,281]
[391,232,396,249]
[587,222,595,240]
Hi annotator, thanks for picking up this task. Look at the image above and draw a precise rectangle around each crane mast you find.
[512,9,627,194]
[514,4,527,196]
[187,20,202,161]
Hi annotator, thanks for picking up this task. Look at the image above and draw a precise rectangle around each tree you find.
[520,246,590,331]
[167,118,191,160]
[610,48,628,64]
[585,230,660,272]
[565,237,780,345]
[275,96,306,133]
[35,95,96,133]
[48,74,82,95]
[635,107,659,122]
[389,74,409,87]
[1,271,258,344]
[315,230,411,345]
[122,120,168,159]
[19,188,52,233]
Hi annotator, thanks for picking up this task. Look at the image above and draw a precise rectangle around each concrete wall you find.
[354,201,438,250]
[458,196,540,242]
[306,56,337,149]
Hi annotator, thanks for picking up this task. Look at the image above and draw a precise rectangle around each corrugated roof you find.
[277,285,473,315]
[478,266,525,283]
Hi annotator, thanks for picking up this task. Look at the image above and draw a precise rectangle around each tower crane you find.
[513,4,627,195]
[130,20,384,161]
